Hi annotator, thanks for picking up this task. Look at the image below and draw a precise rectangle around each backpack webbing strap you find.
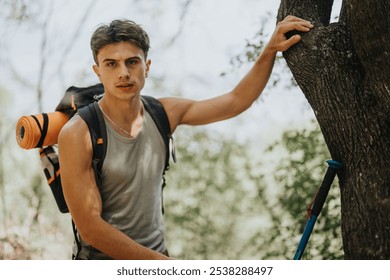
[71,220,81,260]
[141,95,174,173]
[78,102,107,186]
[71,102,107,260]
[31,113,49,148]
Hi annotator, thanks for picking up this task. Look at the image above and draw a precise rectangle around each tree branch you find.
[344,0,390,161]
[165,0,194,47]
[346,0,390,81]
[36,1,53,113]
[317,0,334,26]
[278,0,338,27]
[277,0,365,162]
[57,0,97,86]
[278,0,324,26]
[339,0,347,23]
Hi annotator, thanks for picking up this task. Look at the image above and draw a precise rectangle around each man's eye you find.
[127,59,137,65]
[107,61,116,67]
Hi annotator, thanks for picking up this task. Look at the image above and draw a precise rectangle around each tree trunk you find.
[277,0,390,259]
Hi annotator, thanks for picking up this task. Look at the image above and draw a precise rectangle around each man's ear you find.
[93,64,101,79]
[145,59,151,78]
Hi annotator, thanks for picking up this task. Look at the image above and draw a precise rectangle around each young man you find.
[58,16,313,260]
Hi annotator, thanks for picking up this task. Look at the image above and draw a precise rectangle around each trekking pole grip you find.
[311,160,343,217]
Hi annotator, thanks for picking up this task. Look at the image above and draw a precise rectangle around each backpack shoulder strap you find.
[141,95,175,173]
[77,102,107,186]
[70,102,107,259]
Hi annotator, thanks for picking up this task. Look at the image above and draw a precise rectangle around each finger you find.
[278,35,301,51]
[279,18,314,28]
[284,15,305,21]
[279,17,314,30]
[278,22,313,34]
[283,15,313,26]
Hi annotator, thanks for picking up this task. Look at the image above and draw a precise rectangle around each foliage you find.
[164,126,267,259]
[0,149,73,260]
[0,88,72,260]
[164,122,342,260]
[251,121,343,259]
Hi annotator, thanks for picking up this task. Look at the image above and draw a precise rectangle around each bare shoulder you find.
[58,114,92,156]
[59,114,88,141]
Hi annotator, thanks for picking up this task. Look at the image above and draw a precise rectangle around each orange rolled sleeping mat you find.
[16,112,69,149]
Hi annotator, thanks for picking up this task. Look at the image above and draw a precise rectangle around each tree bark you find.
[277,0,390,259]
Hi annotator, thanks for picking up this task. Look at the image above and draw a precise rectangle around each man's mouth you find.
[117,83,134,89]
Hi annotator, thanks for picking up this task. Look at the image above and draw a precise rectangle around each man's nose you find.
[118,64,130,80]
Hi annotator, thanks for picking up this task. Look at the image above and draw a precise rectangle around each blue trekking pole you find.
[293,159,343,260]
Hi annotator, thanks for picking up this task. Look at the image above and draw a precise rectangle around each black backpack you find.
[40,83,175,214]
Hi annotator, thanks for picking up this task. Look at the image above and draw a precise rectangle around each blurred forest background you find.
[0,0,343,259]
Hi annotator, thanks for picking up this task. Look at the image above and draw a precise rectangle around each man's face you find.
[93,41,151,101]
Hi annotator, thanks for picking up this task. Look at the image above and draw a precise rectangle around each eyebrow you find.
[102,56,142,63]
[102,58,116,63]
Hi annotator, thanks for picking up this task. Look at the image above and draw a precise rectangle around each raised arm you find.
[160,16,313,133]
[58,115,169,260]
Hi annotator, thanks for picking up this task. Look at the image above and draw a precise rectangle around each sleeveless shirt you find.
[75,109,168,259]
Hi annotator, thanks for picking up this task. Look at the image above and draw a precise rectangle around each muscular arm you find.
[160,16,314,133]
[58,115,169,260]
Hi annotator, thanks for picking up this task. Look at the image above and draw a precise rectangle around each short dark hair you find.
[90,19,150,64]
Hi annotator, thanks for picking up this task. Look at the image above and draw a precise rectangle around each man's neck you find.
[98,94,144,138]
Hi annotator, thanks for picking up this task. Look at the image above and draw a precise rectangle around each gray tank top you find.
[75,110,167,259]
